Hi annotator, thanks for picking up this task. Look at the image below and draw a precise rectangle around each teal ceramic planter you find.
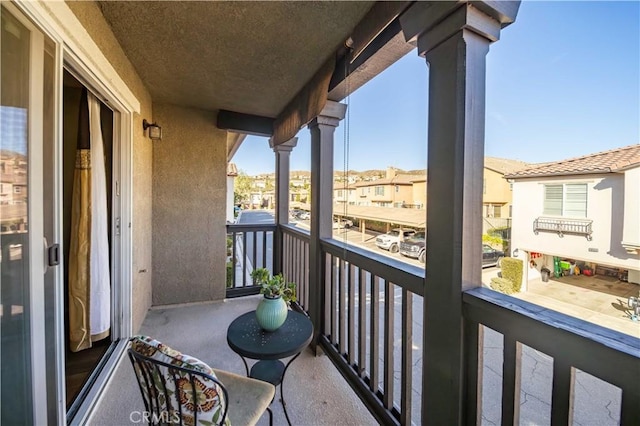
[256,296,288,331]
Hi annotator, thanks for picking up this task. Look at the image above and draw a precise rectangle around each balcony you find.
[91,223,640,425]
[533,217,594,240]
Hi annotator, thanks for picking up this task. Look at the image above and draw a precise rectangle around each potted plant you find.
[250,268,296,331]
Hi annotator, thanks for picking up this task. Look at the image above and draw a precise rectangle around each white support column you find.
[400,2,519,424]
[308,101,347,350]
[271,137,297,275]
[271,137,298,226]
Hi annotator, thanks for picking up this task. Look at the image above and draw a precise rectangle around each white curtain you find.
[88,93,110,341]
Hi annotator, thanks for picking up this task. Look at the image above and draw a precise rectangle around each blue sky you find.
[233,1,640,175]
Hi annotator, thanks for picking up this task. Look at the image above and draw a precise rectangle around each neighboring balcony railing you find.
[226,223,276,297]
[533,217,593,240]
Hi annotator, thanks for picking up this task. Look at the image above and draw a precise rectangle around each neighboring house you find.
[380,158,528,217]
[333,183,357,205]
[483,157,529,218]
[506,144,640,288]
[411,176,427,210]
[355,167,421,208]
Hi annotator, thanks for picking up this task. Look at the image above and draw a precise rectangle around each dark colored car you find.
[399,232,426,263]
[482,244,504,267]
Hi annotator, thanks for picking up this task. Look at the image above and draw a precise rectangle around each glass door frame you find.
[11,1,137,423]
[1,3,49,424]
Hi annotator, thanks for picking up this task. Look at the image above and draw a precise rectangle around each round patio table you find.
[227,310,313,426]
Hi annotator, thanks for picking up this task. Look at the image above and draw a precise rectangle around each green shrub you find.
[490,277,518,295]
[501,257,523,292]
[482,233,503,247]
[226,236,233,256]
[226,262,234,288]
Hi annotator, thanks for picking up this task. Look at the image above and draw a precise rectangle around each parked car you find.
[482,244,504,267]
[333,218,353,229]
[290,208,302,218]
[297,211,310,220]
[399,231,426,263]
[376,228,416,253]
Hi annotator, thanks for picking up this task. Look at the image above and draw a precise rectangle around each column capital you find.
[400,2,520,57]
[308,100,347,129]
[270,137,298,153]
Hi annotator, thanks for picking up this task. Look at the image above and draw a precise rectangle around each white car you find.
[333,218,353,229]
[375,228,416,253]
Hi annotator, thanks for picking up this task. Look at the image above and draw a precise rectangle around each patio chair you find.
[128,336,274,426]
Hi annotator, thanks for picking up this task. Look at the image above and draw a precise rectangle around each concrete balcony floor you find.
[89,295,376,426]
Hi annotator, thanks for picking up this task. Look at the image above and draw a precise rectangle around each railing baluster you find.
[242,232,248,287]
[400,288,413,426]
[262,230,267,269]
[331,256,338,346]
[464,319,481,426]
[501,334,521,426]
[324,253,331,336]
[348,263,356,366]
[252,231,257,272]
[283,234,289,281]
[551,359,574,425]
[293,237,298,292]
[621,387,640,426]
[297,238,302,301]
[358,267,367,378]
[304,241,309,311]
[232,231,237,288]
[383,280,394,410]
[339,258,346,354]
[370,274,380,394]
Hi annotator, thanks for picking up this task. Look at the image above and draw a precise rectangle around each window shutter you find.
[543,184,563,215]
[564,183,587,217]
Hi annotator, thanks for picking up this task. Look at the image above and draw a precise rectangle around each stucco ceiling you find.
[98,1,374,118]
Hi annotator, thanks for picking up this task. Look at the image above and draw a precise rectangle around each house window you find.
[483,178,486,194]
[375,186,384,196]
[337,190,343,197]
[395,185,399,193]
[543,183,587,217]
[14,187,21,194]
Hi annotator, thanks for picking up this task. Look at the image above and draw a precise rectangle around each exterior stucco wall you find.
[412,181,427,208]
[622,167,640,248]
[66,1,154,332]
[152,103,227,305]
[511,174,639,272]
[483,168,512,217]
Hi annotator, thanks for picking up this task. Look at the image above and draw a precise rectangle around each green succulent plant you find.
[250,268,297,304]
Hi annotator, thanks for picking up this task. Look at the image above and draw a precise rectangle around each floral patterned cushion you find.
[129,336,231,426]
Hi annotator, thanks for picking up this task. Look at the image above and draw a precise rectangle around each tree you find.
[234,171,253,205]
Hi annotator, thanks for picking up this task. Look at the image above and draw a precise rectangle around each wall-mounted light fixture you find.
[143,119,162,141]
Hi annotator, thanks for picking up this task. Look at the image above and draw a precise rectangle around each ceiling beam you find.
[217,110,274,137]
[328,2,414,101]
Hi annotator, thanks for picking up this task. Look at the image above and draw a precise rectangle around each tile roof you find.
[355,174,424,187]
[505,144,640,179]
[484,157,530,175]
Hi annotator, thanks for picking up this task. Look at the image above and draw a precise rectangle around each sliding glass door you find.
[1,5,58,423]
